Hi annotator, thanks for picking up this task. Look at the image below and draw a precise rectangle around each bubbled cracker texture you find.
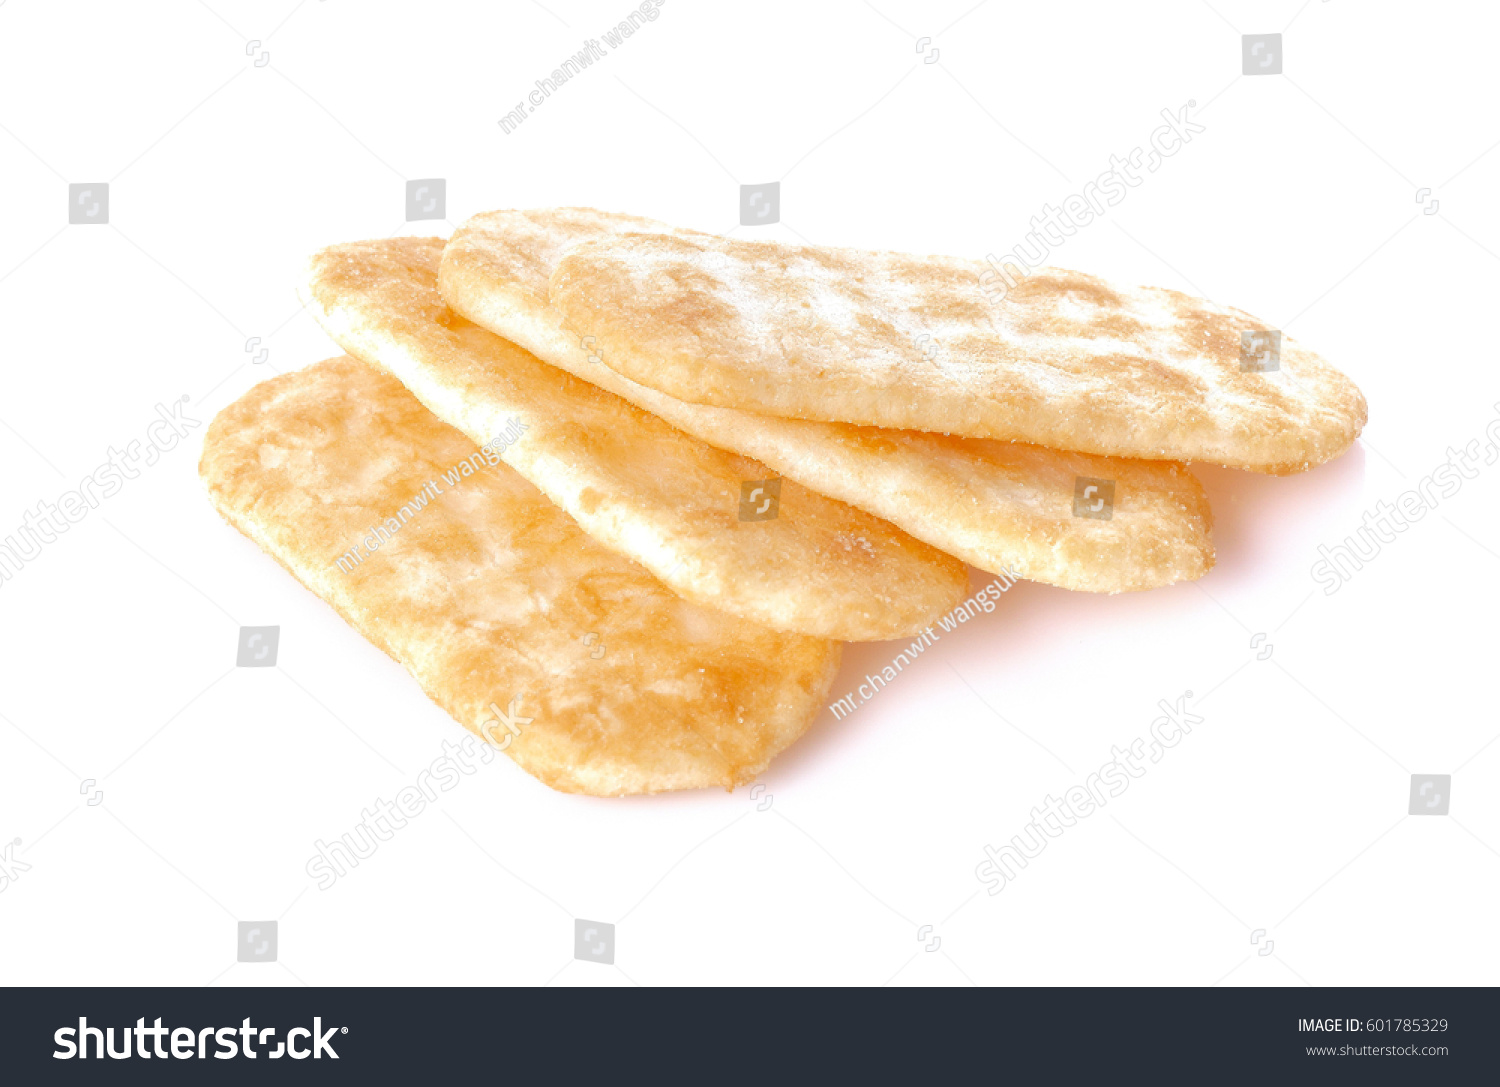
[546,231,1366,475]
[439,209,1216,591]
[300,236,968,639]
[198,358,842,796]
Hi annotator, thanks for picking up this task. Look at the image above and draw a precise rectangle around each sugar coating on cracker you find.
[546,232,1366,474]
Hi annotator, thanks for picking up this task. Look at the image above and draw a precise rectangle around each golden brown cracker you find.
[545,231,1366,474]
[199,357,842,795]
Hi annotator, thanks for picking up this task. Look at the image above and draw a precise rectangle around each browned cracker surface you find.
[199,357,842,795]
[546,231,1366,474]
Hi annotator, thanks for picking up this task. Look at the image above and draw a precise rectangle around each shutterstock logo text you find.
[54,1017,344,1060]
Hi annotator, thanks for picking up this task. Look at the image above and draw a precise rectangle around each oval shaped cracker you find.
[547,231,1366,475]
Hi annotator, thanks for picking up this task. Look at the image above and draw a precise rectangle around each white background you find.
[1,0,1497,987]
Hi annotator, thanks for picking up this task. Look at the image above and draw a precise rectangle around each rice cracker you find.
[546,231,1366,474]
[199,357,841,795]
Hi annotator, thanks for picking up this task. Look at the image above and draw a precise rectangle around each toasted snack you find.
[546,231,1367,474]
[439,209,1214,591]
[301,238,967,640]
[199,358,841,795]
